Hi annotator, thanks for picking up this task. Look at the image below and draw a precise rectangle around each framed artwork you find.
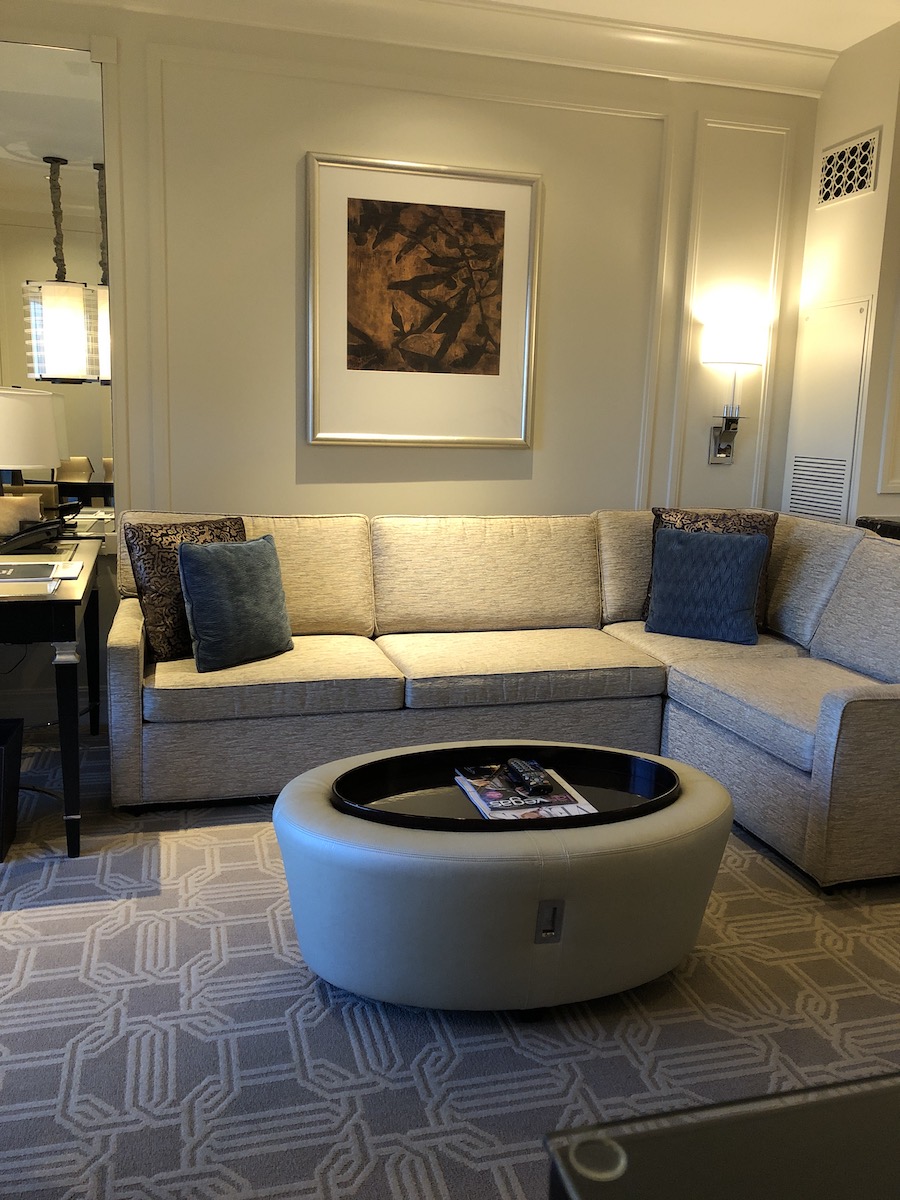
[306,153,542,447]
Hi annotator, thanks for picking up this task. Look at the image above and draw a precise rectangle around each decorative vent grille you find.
[787,456,848,523]
[818,131,879,205]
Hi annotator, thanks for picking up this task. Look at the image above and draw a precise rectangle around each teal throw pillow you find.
[177,535,293,672]
[644,527,769,645]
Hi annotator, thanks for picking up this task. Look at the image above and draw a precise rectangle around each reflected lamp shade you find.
[96,285,111,383]
[23,280,103,384]
[0,387,61,472]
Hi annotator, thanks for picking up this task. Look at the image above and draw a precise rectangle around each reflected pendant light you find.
[22,156,103,384]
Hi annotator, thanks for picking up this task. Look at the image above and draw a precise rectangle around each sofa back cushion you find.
[595,510,655,624]
[372,514,601,634]
[765,514,866,647]
[118,512,375,636]
[809,534,900,681]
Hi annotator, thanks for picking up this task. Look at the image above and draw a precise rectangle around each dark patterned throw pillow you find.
[642,507,778,628]
[123,517,246,660]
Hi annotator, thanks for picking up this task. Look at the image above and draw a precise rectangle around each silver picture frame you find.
[307,153,542,447]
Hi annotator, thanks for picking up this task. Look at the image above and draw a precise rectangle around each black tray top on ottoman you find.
[273,740,733,1010]
[331,744,680,831]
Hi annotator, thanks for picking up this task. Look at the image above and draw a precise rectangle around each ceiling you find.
[474,0,900,54]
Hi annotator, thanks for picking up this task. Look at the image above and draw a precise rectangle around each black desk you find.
[0,540,101,857]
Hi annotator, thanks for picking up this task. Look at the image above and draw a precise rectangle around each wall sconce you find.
[700,319,767,466]
[22,157,109,385]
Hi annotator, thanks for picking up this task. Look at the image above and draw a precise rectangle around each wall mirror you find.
[0,41,111,509]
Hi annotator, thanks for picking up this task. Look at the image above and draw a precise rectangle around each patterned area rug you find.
[2,736,900,1199]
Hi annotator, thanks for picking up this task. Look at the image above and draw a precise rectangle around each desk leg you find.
[52,641,81,859]
[84,586,100,736]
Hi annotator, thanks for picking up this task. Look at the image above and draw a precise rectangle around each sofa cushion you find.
[645,528,769,645]
[810,535,900,682]
[644,507,778,627]
[244,514,375,635]
[178,535,293,672]
[372,515,601,634]
[123,516,247,660]
[604,621,805,667]
[375,628,666,708]
[143,635,405,722]
[667,657,873,772]
[596,509,655,624]
[119,512,375,636]
[765,514,866,647]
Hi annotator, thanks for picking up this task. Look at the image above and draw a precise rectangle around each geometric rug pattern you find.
[2,738,900,1199]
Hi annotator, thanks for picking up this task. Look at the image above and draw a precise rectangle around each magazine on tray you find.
[454,761,596,821]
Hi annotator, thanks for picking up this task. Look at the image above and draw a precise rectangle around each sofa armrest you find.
[107,597,147,808]
[808,684,900,882]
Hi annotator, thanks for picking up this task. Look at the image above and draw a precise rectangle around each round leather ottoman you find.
[272,740,733,1010]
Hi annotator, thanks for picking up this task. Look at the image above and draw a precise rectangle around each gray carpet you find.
[2,735,900,1199]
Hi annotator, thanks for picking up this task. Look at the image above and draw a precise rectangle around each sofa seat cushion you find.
[143,635,405,722]
[604,622,806,668]
[667,657,873,772]
[375,629,666,709]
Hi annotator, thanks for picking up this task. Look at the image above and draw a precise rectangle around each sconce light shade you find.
[0,387,61,472]
[23,281,103,384]
[700,321,767,368]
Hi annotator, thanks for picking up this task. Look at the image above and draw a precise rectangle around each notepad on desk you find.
[0,560,82,582]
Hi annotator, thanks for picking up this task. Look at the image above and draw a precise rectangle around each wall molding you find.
[65,0,837,96]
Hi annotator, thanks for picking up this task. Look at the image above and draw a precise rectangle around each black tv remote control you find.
[505,758,554,795]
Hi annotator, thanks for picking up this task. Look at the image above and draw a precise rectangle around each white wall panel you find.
[674,117,792,511]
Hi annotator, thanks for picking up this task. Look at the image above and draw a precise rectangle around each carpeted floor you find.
[2,732,900,1199]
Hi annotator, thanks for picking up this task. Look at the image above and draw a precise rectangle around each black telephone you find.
[0,517,68,553]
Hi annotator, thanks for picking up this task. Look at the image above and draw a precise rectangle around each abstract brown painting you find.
[347,199,504,374]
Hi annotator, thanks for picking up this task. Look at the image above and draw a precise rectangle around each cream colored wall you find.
[2,1,816,529]
[790,22,900,520]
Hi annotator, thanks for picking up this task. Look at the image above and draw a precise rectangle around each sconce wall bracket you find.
[709,414,744,465]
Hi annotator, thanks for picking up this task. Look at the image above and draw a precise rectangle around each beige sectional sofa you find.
[108,508,900,887]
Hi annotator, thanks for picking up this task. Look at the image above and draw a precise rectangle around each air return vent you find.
[818,131,879,205]
[787,456,848,523]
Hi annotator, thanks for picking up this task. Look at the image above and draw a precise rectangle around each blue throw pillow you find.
[177,535,294,672]
[644,527,769,645]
